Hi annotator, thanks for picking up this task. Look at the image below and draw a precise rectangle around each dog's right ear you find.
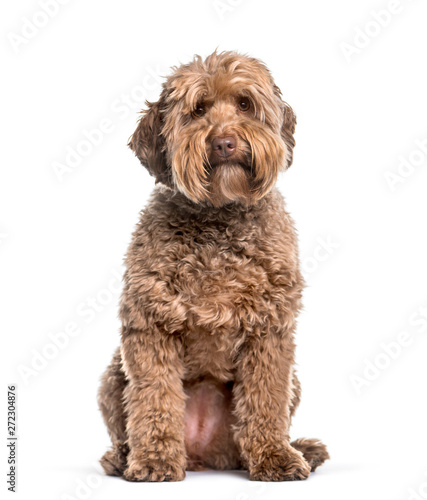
[128,95,171,186]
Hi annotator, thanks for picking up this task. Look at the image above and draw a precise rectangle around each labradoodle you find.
[98,50,329,482]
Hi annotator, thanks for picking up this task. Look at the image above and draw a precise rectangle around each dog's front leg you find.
[121,327,186,482]
[233,330,311,481]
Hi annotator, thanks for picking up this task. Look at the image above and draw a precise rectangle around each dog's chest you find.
[176,224,271,321]
[174,223,272,380]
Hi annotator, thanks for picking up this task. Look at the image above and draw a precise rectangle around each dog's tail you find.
[290,438,330,472]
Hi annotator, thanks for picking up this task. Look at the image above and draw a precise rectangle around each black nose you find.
[212,136,237,158]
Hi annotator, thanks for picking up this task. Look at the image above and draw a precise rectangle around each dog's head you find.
[129,51,296,207]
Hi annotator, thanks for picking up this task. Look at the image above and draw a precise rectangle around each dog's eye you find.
[238,98,251,112]
[192,103,206,118]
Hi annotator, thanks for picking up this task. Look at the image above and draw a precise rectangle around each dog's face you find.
[129,51,296,207]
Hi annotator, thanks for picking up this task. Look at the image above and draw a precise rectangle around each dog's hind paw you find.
[290,438,330,472]
[100,443,128,477]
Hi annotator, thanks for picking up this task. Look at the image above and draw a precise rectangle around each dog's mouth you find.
[206,159,251,171]
[205,151,253,175]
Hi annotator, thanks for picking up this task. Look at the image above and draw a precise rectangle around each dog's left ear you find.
[281,102,297,168]
[273,85,297,168]
[128,93,172,186]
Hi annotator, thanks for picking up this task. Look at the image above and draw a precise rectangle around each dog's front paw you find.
[249,444,311,482]
[123,456,185,482]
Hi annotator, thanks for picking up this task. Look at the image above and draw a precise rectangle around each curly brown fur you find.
[98,50,328,482]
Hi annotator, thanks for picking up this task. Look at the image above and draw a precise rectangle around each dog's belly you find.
[183,378,235,469]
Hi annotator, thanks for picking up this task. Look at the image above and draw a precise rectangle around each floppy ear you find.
[128,95,172,186]
[281,102,297,168]
[273,85,297,168]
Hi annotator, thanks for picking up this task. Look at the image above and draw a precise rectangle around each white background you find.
[2,0,427,499]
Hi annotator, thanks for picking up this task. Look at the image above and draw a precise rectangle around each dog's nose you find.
[212,136,236,158]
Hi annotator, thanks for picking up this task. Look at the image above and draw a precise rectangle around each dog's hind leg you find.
[289,369,302,420]
[98,347,129,476]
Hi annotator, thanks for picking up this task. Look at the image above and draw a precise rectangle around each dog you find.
[98,50,329,482]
